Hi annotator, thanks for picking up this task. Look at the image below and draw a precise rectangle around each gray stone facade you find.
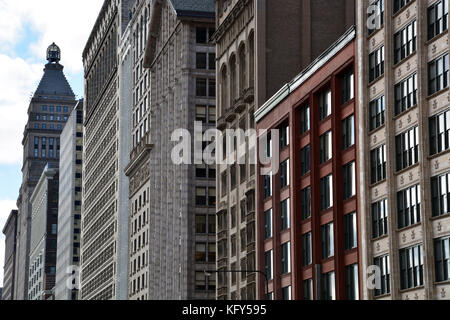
[126,0,216,300]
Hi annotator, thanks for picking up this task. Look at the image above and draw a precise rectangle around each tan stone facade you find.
[357,0,450,300]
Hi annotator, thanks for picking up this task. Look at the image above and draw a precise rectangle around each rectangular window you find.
[345,264,359,300]
[196,164,207,178]
[394,20,417,64]
[320,175,333,211]
[301,186,311,220]
[431,172,450,217]
[302,232,312,267]
[230,164,237,190]
[280,121,290,149]
[430,109,450,155]
[195,215,207,234]
[344,212,358,250]
[281,199,291,230]
[428,0,449,40]
[369,46,385,82]
[265,250,273,280]
[282,286,291,300]
[231,206,236,229]
[196,105,207,123]
[372,199,388,239]
[208,79,216,97]
[342,115,355,150]
[300,145,310,176]
[281,242,291,274]
[221,172,227,197]
[434,236,450,282]
[399,244,424,290]
[318,88,332,120]
[195,243,207,262]
[429,53,449,95]
[208,188,216,207]
[321,222,335,259]
[343,161,356,200]
[195,272,206,291]
[319,131,332,164]
[209,53,216,70]
[341,69,354,104]
[208,215,216,234]
[303,279,313,300]
[394,0,412,13]
[370,144,387,184]
[196,52,207,69]
[196,78,207,97]
[300,105,310,134]
[264,173,272,199]
[374,255,391,296]
[395,73,418,115]
[280,159,290,189]
[264,209,272,240]
[195,187,207,206]
[397,184,421,229]
[395,126,419,172]
[322,271,336,300]
[196,27,207,43]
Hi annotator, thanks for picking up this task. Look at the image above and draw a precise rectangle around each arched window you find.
[249,32,255,88]
[230,54,237,104]
[239,44,246,95]
[221,65,228,113]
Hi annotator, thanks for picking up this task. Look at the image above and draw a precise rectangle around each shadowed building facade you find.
[2,210,18,300]
[14,43,76,300]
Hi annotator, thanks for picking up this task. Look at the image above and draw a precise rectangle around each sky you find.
[0,0,104,287]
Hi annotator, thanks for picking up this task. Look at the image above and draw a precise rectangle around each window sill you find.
[372,234,389,242]
[394,162,420,177]
[397,221,422,233]
[368,73,385,88]
[427,86,450,101]
[428,148,450,161]
[393,51,416,70]
[392,1,415,19]
[392,103,417,121]
[426,29,448,46]
[430,212,450,221]
[367,25,384,39]
[399,285,425,295]
[368,123,386,136]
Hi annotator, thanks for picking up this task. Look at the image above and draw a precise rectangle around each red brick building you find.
[255,27,359,300]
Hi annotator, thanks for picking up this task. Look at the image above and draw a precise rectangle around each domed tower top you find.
[46,42,61,63]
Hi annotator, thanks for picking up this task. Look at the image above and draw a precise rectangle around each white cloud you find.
[0,55,42,165]
[0,0,104,165]
[0,199,18,287]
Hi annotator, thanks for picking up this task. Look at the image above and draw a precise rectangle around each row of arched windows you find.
[220,32,255,114]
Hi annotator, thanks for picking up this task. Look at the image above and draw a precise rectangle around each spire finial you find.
[46,42,61,63]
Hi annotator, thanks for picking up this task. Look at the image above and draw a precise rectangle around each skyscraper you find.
[356,0,450,300]
[55,100,84,300]
[14,43,76,300]
[128,0,217,300]
[80,0,134,300]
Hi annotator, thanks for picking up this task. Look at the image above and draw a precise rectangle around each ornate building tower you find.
[14,43,76,300]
